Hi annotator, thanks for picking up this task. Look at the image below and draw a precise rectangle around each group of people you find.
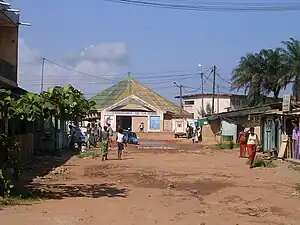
[95,124,126,161]
[186,125,202,143]
[238,127,260,168]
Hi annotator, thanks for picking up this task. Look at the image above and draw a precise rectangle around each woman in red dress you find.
[238,129,247,158]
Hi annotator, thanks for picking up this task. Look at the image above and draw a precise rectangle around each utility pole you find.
[217,85,220,113]
[174,81,183,119]
[40,57,45,93]
[200,72,204,117]
[179,84,183,118]
[212,65,216,114]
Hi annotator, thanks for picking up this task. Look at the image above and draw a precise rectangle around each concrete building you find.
[175,93,249,119]
[0,1,20,88]
[87,76,191,132]
[176,93,280,119]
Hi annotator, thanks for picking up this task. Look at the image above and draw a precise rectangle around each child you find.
[116,128,125,160]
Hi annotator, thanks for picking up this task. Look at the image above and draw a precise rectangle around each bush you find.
[0,134,20,197]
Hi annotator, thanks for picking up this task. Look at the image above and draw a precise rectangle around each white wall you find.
[183,95,249,119]
[183,97,231,119]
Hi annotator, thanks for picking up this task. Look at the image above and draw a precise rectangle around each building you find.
[0,1,20,88]
[176,93,280,119]
[87,76,192,132]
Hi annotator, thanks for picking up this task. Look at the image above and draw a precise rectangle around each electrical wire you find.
[101,0,300,12]
[216,72,233,85]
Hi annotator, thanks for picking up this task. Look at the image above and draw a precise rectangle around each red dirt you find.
[1,136,300,225]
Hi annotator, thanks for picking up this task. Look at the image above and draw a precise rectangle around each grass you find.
[252,159,278,168]
[215,143,239,150]
[77,150,101,158]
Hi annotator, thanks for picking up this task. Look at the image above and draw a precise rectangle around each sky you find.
[9,0,300,101]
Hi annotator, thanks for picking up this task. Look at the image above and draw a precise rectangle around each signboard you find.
[149,116,160,130]
[107,111,157,116]
[282,94,291,112]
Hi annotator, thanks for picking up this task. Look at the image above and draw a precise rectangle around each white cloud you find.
[18,39,130,97]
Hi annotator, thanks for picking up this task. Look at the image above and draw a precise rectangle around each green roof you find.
[89,76,190,116]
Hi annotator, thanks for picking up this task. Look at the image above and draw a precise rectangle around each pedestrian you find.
[68,124,76,149]
[139,122,144,132]
[292,120,300,160]
[238,128,247,158]
[90,123,96,147]
[116,128,125,160]
[100,126,109,161]
[247,127,260,168]
[193,127,199,143]
[199,126,203,142]
[98,122,102,142]
[86,123,91,149]
[107,123,113,147]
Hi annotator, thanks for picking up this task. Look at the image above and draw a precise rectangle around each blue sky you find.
[13,0,300,100]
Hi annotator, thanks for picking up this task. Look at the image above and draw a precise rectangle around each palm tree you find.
[259,49,287,99]
[231,52,268,106]
[281,38,300,101]
[231,49,286,106]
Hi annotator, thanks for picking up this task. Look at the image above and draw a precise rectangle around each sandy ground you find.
[1,135,300,225]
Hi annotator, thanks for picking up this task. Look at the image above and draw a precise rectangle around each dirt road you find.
[1,140,300,225]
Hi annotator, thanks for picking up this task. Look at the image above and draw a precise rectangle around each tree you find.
[206,102,212,114]
[231,49,286,106]
[0,89,15,135]
[13,92,44,121]
[280,38,300,100]
[41,85,95,122]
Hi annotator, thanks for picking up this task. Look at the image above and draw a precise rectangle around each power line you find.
[101,0,300,12]
[217,72,232,85]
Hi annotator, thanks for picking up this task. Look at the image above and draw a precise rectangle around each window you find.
[184,100,194,105]
[235,99,241,106]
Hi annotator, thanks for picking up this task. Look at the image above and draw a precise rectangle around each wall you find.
[235,115,262,140]
[0,26,18,85]
[132,116,148,132]
[230,96,247,111]
[183,97,231,119]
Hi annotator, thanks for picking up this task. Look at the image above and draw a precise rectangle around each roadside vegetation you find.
[0,85,95,200]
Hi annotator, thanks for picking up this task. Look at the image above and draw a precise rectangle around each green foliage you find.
[41,85,96,122]
[231,39,300,107]
[13,93,43,121]
[0,134,20,197]
[205,103,212,114]
[253,159,277,168]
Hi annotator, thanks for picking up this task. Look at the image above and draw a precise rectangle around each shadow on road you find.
[27,183,128,199]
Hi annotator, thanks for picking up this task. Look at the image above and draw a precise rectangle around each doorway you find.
[116,116,132,130]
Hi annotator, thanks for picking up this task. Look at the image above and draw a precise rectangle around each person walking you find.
[100,126,109,161]
[116,128,125,160]
[292,120,300,160]
[139,122,144,132]
[247,127,260,168]
[107,123,113,148]
[238,128,247,158]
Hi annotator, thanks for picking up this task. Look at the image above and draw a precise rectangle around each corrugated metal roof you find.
[89,76,191,116]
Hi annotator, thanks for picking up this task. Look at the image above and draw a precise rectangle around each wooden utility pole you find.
[217,85,220,113]
[200,72,204,117]
[40,57,45,93]
[212,65,216,114]
[179,84,183,118]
